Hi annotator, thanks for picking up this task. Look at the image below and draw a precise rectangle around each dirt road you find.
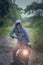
[0,37,43,65]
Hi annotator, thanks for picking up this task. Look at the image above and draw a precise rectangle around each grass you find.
[0,26,14,38]
[23,22,31,28]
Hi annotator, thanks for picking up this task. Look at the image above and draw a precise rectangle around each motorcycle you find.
[11,37,32,65]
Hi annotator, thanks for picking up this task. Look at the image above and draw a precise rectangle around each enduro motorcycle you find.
[11,37,32,65]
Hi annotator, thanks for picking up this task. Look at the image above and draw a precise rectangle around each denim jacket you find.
[10,27,30,45]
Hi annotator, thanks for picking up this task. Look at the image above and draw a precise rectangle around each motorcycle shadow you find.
[11,60,24,65]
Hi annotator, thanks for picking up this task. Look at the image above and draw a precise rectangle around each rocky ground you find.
[0,37,13,65]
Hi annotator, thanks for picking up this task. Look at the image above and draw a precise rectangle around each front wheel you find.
[25,61,28,65]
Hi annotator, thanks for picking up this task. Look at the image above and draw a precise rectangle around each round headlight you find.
[22,49,28,56]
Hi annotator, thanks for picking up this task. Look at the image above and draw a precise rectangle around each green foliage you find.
[0,0,22,38]
[31,17,43,29]
[0,26,13,37]
[0,0,10,18]
[24,2,38,13]
[8,4,21,21]
[23,22,31,28]
[24,1,43,17]
[30,18,43,52]
[24,1,43,52]
[0,0,22,27]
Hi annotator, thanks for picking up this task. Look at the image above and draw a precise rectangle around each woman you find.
[10,20,31,60]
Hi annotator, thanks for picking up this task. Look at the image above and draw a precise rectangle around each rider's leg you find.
[12,44,21,60]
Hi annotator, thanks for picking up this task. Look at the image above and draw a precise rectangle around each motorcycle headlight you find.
[22,49,29,56]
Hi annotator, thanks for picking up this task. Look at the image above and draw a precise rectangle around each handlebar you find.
[12,36,33,49]
[12,36,22,41]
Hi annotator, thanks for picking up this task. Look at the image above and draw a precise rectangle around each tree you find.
[0,0,22,27]
[0,0,10,18]
[8,3,22,22]
[24,2,43,17]
[24,2,38,13]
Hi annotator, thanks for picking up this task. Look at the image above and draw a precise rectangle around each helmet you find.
[15,20,22,25]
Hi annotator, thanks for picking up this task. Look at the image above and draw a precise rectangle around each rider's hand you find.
[12,36,15,39]
[28,42,32,49]
[28,42,31,45]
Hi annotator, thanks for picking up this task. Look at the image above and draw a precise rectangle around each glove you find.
[28,42,31,45]
[28,42,32,49]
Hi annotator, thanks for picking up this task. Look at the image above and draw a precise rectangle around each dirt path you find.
[0,37,43,65]
[0,37,14,65]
